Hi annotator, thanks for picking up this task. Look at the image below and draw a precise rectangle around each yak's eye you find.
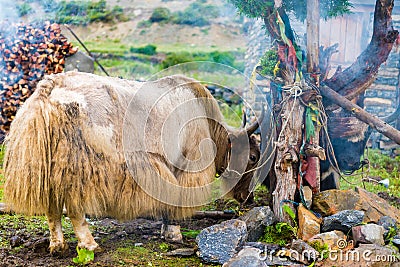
[249,154,258,163]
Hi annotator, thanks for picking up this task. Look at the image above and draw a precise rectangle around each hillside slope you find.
[9,0,247,52]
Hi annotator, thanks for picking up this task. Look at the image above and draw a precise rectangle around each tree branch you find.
[319,84,400,144]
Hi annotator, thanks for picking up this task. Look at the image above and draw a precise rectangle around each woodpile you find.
[0,21,77,141]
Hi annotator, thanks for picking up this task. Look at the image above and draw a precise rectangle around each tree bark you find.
[319,84,400,144]
[324,0,399,105]
[273,94,304,221]
[306,0,321,193]
[307,0,320,79]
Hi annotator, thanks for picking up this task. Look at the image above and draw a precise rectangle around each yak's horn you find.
[241,111,247,128]
[246,105,265,135]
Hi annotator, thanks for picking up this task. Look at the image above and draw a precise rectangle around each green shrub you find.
[259,49,279,76]
[130,44,157,55]
[260,222,296,246]
[0,145,5,167]
[149,7,171,23]
[171,2,218,26]
[17,3,33,17]
[54,0,127,25]
[162,52,194,69]
[210,51,235,66]
[138,20,152,28]
[173,11,210,26]
[161,50,240,70]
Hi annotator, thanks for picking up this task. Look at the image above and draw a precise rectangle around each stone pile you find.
[193,189,400,266]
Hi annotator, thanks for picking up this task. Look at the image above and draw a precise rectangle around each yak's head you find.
[324,115,372,174]
[216,109,263,203]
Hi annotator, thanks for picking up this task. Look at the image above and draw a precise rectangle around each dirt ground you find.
[0,214,224,267]
[0,195,270,267]
[0,184,398,267]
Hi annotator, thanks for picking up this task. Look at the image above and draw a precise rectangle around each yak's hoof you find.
[77,241,100,252]
[49,241,69,254]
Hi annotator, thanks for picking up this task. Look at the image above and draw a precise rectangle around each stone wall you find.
[365,15,400,150]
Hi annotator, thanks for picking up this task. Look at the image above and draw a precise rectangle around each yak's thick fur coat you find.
[4,72,240,222]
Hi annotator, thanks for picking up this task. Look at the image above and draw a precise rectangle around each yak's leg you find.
[69,213,99,251]
[46,203,68,254]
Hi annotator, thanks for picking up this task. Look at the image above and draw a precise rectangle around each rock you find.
[65,51,95,73]
[32,237,50,253]
[322,210,364,233]
[196,219,247,264]
[302,186,313,209]
[161,224,183,243]
[356,187,400,223]
[165,248,196,257]
[290,239,319,264]
[244,242,280,254]
[312,188,400,223]
[308,230,346,250]
[239,206,276,242]
[115,230,127,238]
[222,247,267,267]
[378,216,398,236]
[392,235,400,249]
[268,249,308,266]
[352,224,385,245]
[10,235,24,248]
[312,189,360,216]
[322,243,399,267]
[297,204,321,241]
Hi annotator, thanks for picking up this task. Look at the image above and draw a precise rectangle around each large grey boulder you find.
[196,219,247,264]
[222,247,267,267]
[239,206,276,242]
[352,224,385,245]
[65,51,95,73]
[322,210,364,233]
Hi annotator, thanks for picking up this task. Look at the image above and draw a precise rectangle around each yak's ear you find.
[245,105,264,136]
[227,133,237,147]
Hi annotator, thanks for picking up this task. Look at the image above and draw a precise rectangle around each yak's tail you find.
[4,76,59,215]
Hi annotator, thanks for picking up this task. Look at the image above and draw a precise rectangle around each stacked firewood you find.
[0,21,77,140]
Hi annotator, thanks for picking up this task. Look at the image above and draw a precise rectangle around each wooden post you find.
[273,92,304,222]
[307,0,320,80]
[306,0,321,194]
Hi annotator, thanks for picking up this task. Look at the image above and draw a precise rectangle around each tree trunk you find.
[259,0,399,223]
[273,93,304,221]
[306,0,320,79]
[306,0,321,194]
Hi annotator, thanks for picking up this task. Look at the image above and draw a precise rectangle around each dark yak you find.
[4,71,263,253]
[320,105,400,190]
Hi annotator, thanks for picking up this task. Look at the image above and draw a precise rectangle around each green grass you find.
[98,58,162,78]
[79,40,244,56]
[80,39,129,55]
[219,103,243,127]
[340,149,400,199]
[0,214,75,248]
